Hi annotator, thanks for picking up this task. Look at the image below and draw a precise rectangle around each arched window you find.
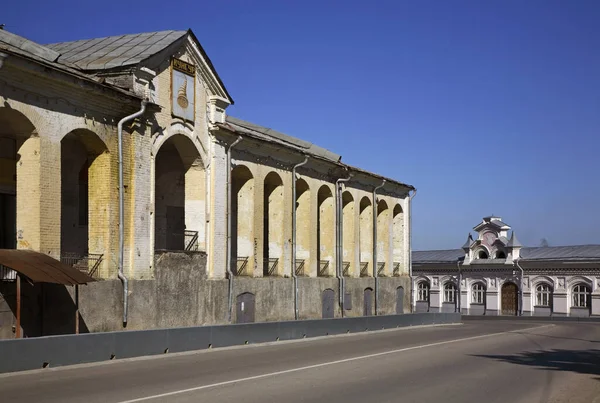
[472,283,486,304]
[535,284,552,307]
[572,284,591,308]
[496,251,506,259]
[417,282,430,302]
[444,283,456,303]
[477,250,488,259]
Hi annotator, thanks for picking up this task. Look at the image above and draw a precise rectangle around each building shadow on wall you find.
[472,349,600,381]
[41,283,90,336]
[0,282,89,337]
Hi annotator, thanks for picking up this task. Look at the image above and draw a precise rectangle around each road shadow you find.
[473,349,600,380]
[513,330,600,344]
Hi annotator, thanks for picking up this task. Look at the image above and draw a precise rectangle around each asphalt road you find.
[1,320,599,403]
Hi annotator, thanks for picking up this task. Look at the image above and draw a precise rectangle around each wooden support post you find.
[16,274,21,339]
[75,285,79,335]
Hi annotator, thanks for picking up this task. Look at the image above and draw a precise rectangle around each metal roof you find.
[222,116,415,190]
[0,249,95,285]
[462,234,473,250]
[474,217,511,231]
[520,245,600,261]
[496,236,509,246]
[507,232,522,248]
[0,29,60,63]
[412,244,600,264]
[412,249,464,263]
[46,30,187,70]
[0,31,145,101]
[224,116,342,162]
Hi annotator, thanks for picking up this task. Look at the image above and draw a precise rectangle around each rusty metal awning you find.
[0,249,95,285]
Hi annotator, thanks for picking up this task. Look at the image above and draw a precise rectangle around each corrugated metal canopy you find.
[0,250,95,285]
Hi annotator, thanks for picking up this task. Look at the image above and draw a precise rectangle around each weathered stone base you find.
[0,253,411,338]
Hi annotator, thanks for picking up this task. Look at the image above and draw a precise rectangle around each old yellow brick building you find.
[0,28,415,337]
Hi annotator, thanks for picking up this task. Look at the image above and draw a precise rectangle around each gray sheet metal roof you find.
[223,116,415,190]
[507,232,522,248]
[0,30,142,100]
[46,30,187,70]
[521,245,600,261]
[496,236,509,246]
[0,29,60,63]
[225,116,342,162]
[412,249,464,263]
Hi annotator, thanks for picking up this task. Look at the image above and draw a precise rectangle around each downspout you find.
[226,136,243,323]
[372,179,386,315]
[408,189,417,312]
[515,258,524,316]
[118,100,147,326]
[291,155,309,320]
[336,171,353,317]
[456,260,462,313]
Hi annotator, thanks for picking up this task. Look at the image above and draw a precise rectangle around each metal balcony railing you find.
[263,258,278,276]
[360,262,369,277]
[377,262,386,277]
[318,260,330,277]
[184,230,199,251]
[295,259,306,276]
[60,253,104,278]
[0,264,16,282]
[393,262,401,276]
[234,257,250,276]
[342,261,351,277]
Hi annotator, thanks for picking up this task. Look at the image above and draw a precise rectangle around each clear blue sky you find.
[4,0,599,250]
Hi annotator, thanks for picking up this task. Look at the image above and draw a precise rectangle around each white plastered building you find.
[412,216,600,317]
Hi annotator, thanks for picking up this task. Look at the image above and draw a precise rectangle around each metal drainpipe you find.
[408,189,417,312]
[291,155,309,320]
[226,136,243,323]
[456,260,462,314]
[336,172,353,317]
[117,100,147,326]
[515,258,524,316]
[372,179,386,315]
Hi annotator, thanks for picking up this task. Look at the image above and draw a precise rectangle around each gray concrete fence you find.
[462,315,600,322]
[0,312,459,374]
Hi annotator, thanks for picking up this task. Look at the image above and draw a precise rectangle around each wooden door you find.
[501,283,518,316]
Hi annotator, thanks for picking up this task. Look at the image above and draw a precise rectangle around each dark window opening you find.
[478,250,488,259]
[78,162,89,226]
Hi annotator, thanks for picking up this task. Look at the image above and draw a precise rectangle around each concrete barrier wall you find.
[462,315,600,322]
[0,312,459,374]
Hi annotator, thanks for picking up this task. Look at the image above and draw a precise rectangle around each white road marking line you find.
[116,324,553,403]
